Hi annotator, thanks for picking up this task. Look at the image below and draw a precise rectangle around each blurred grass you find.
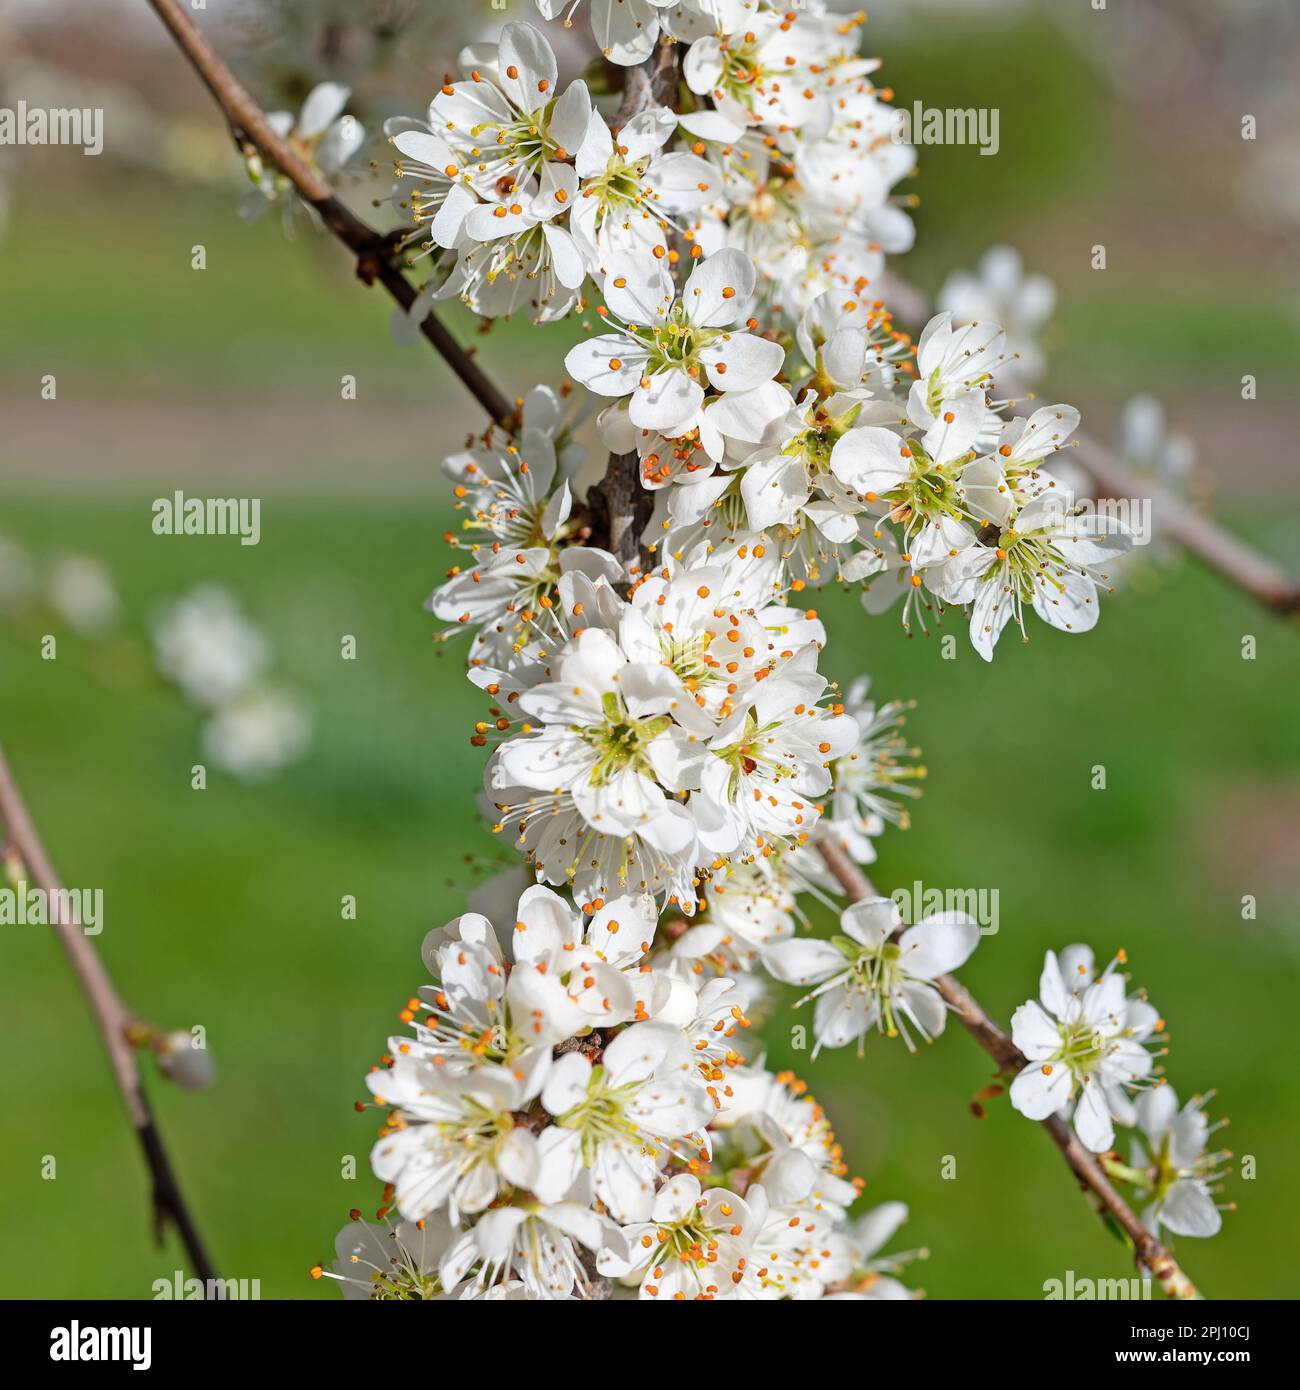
[1,5,1298,1300]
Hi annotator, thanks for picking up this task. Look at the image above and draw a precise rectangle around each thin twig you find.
[145,0,516,432]
[0,743,217,1284]
[879,271,1300,617]
[815,836,1200,1299]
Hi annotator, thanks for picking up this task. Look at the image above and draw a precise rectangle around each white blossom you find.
[153,586,267,709]
[1009,945,1163,1153]
[764,897,980,1056]
[566,249,783,451]
[534,1021,715,1221]
[938,246,1055,383]
[1129,1086,1229,1240]
[244,83,364,228]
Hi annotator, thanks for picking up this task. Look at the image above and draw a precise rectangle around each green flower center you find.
[717,41,773,106]
[925,364,991,418]
[1056,1018,1105,1078]
[891,440,968,522]
[555,1066,645,1165]
[478,99,566,177]
[661,631,717,689]
[587,154,652,215]
[629,304,723,376]
[362,1262,445,1301]
[982,528,1074,603]
[579,692,672,785]
[831,935,906,1037]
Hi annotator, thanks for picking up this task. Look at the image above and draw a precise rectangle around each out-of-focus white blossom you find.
[46,555,120,636]
[201,688,312,781]
[154,586,268,709]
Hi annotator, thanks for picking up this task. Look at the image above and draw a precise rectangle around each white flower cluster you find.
[0,540,122,638]
[339,357,949,1298]
[324,879,923,1299]
[480,562,857,914]
[386,21,718,323]
[389,10,1135,658]
[592,276,1135,659]
[938,245,1056,385]
[389,4,911,323]
[1007,945,1230,1239]
[322,3,1228,1301]
[424,423,925,916]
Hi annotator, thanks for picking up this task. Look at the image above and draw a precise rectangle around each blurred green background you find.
[2,0,1298,1299]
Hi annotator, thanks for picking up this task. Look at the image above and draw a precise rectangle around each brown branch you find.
[587,41,684,579]
[586,450,654,574]
[145,0,516,433]
[815,836,1201,1300]
[878,271,1300,617]
[0,743,217,1284]
[611,37,681,130]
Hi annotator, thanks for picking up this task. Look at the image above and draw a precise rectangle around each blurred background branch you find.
[0,743,217,1284]
[146,0,515,431]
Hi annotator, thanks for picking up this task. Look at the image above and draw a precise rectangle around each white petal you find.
[498,22,559,114]
[1008,1056,1072,1120]
[1009,999,1060,1060]
[840,897,898,949]
[564,336,647,396]
[1160,1181,1222,1239]
[700,331,784,392]
[898,915,980,979]
[830,426,912,498]
[630,368,703,434]
[541,1052,591,1116]
[298,82,350,138]
[682,247,755,327]
[1072,1075,1115,1152]
[762,937,846,986]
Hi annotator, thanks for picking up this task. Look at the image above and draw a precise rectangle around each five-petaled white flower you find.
[368,1057,544,1224]
[565,248,784,451]
[1009,945,1163,1153]
[535,1021,715,1221]
[598,1172,755,1299]
[571,106,718,270]
[764,896,980,1056]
